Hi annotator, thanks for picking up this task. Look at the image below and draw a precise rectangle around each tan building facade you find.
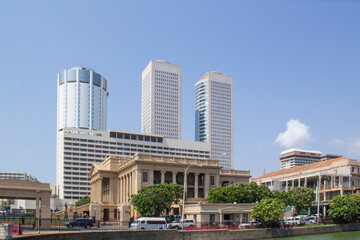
[255,157,360,215]
[89,153,251,225]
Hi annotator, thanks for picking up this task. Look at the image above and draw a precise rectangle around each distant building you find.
[89,153,251,225]
[56,67,109,201]
[141,60,181,139]
[255,157,360,215]
[0,172,38,182]
[57,127,210,201]
[195,72,234,169]
[280,149,342,170]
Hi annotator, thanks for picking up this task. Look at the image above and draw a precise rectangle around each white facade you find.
[0,172,38,182]
[141,60,181,139]
[57,67,108,199]
[195,72,234,169]
[58,127,210,200]
[279,148,341,170]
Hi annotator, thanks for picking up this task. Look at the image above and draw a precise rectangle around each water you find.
[262,231,360,239]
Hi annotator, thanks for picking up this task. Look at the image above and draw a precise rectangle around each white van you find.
[130,217,167,230]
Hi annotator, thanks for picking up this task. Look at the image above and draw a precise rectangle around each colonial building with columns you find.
[88,153,251,225]
[255,157,360,215]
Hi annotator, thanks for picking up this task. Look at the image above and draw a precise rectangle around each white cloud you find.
[347,138,360,155]
[275,119,312,148]
[329,138,345,146]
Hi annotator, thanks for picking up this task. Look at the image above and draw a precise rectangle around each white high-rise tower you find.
[141,60,181,139]
[56,67,108,199]
[195,72,233,169]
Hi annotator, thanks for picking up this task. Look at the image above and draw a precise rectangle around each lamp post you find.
[181,164,202,221]
[181,165,191,221]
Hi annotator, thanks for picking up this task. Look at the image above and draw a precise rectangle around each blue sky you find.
[1,0,360,183]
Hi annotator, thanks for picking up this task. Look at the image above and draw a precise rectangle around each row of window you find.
[64,139,208,153]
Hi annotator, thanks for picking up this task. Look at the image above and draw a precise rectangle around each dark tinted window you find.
[93,72,101,86]
[79,70,90,83]
[67,69,76,82]
[59,72,65,85]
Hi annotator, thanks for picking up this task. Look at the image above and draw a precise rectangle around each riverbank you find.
[13,223,360,240]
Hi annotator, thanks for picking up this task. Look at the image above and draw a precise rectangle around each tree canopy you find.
[328,194,360,223]
[207,182,272,204]
[130,183,183,217]
[287,187,315,214]
[251,198,284,223]
[76,196,90,206]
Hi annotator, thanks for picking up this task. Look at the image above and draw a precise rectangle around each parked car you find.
[161,214,181,223]
[284,216,306,226]
[222,220,236,226]
[306,216,317,224]
[65,218,93,229]
[130,217,167,230]
[167,219,196,229]
[239,221,260,229]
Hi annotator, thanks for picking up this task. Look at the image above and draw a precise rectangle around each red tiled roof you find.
[256,157,349,180]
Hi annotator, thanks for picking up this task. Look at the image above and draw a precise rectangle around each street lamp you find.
[181,164,202,221]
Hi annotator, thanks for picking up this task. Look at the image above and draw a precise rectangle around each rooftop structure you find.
[280,148,342,170]
[0,172,38,182]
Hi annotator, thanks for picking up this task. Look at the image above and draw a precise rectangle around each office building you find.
[141,60,181,139]
[0,172,38,182]
[280,148,342,170]
[57,67,109,199]
[58,127,210,200]
[195,72,234,169]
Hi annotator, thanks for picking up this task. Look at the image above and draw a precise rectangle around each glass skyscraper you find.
[195,72,233,169]
[141,60,181,139]
[56,67,108,199]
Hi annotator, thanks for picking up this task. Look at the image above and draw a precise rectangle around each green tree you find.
[208,184,247,203]
[328,194,360,223]
[208,183,273,204]
[288,187,315,214]
[51,194,59,199]
[245,182,273,203]
[272,190,291,206]
[251,198,284,224]
[130,183,183,217]
[76,196,90,206]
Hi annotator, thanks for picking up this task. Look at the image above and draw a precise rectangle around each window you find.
[210,176,215,186]
[142,172,148,182]
[242,214,248,223]
[210,214,215,224]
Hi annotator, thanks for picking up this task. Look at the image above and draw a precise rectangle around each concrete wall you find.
[13,223,360,240]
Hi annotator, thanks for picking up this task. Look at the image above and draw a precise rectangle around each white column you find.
[172,172,177,184]
[161,171,166,184]
[195,173,199,198]
[204,173,210,198]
